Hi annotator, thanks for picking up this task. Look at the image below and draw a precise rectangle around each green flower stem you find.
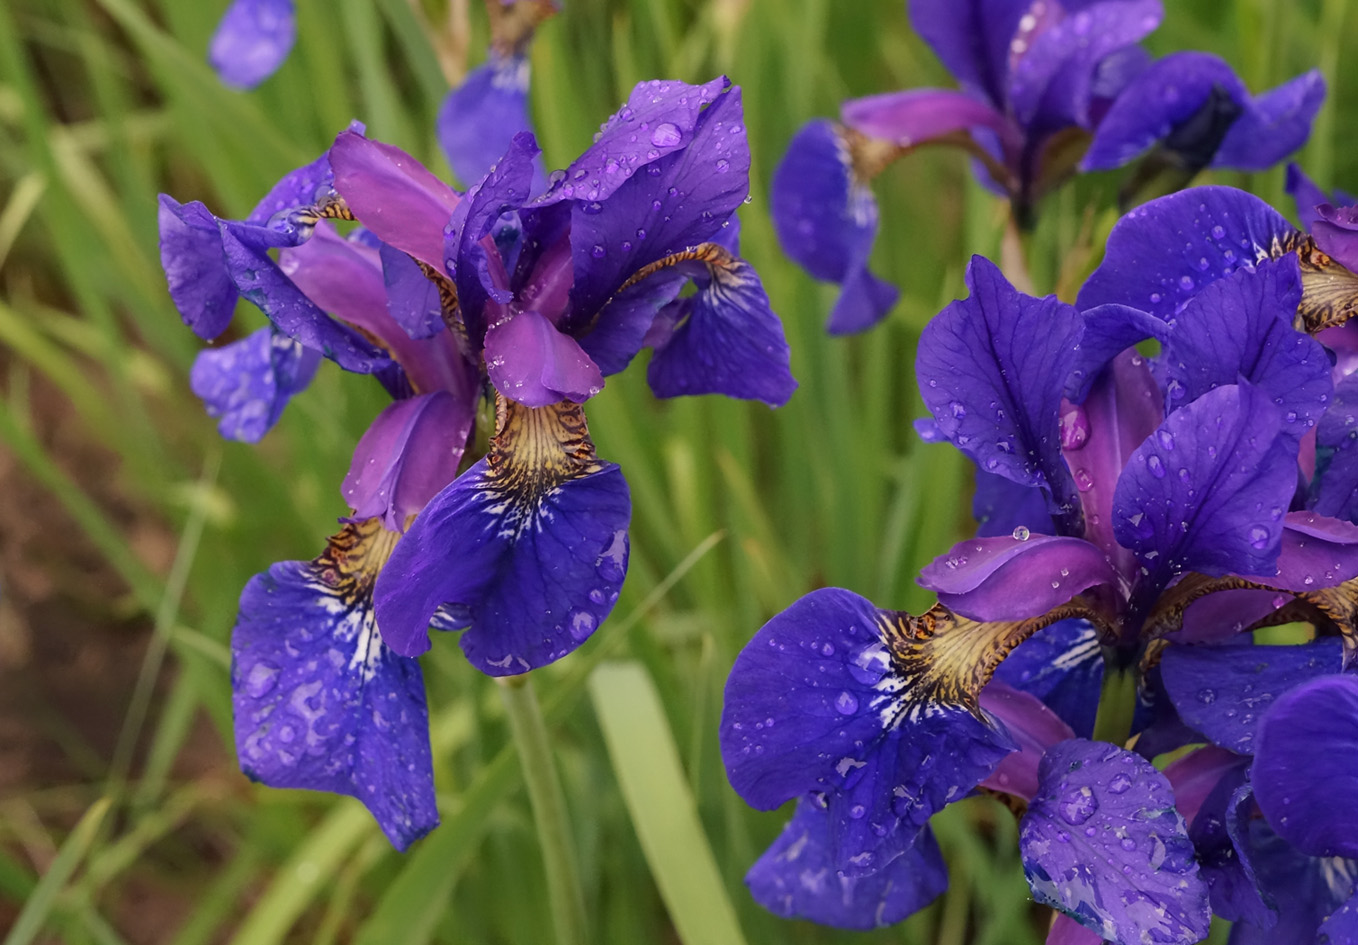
[1092,657,1139,749]
[498,674,588,945]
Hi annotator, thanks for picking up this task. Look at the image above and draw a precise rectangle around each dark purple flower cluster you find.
[160,77,794,848]
[720,180,1358,942]
[770,0,1325,334]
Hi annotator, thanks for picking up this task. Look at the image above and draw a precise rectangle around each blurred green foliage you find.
[0,0,1352,942]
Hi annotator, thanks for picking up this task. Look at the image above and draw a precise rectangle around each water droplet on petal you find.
[245,661,281,698]
[650,122,682,147]
[1012,526,1031,541]
[1057,787,1098,826]
[834,691,859,715]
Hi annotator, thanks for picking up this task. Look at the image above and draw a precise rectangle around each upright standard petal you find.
[770,120,898,335]
[208,0,296,90]
[232,520,437,850]
[1020,740,1210,945]
[372,399,630,674]
[1076,186,1294,321]
[1252,674,1358,859]
[1111,383,1294,590]
[189,326,320,442]
[329,130,462,269]
[537,77,731,208]
[1161,256,1331,440]
[437,55,541,190]
[745,798,947,930]
[907,0,1030,107]
[917,255,1083,528]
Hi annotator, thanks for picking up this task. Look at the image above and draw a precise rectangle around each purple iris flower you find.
[1145,637,1358,942]
[770,0,1165,332]
[161,77,794,843]
[720,233,1358,938]
[208,0,296,90]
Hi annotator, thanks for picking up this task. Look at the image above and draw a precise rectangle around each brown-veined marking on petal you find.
[290,195,358,228]
[480,395,604,539]
[413,260,466,341]
[1138,571,1282,642]
[1282,576,1358,664]
[874,599,1105,725]
[312,517,401,605]
[1269,230,1358,333]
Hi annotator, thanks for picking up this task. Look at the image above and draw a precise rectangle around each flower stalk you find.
[498,674,588,945]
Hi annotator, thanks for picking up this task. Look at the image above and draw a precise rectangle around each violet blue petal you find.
[565,86,749,327]
[645,256,797,406]
[994,619,1104,739]
[770,120,898,335]
[1244,511,1358,592]
[189,326,319,442]
[380,242,443,340]
[919,533,1117,622]
[208,0,295,91]
[329,130,462,269]
[341,392,473,532]
[1077,186,1296,320]
[1162,256,1331,441]
[1213,70,1326,172]
[1190,765,1274,927]
[246,149,334,226]
[840,88,1010,144]
[978,679,1076,802]
[1066,303,1168,402]
[1161,638,1342,755]
[906,0,1029,107]
[1175,588,1288,645]
[1131,667,1201,761]
[1006,0,1162,133]
[158,195,239,339]
[538,77,731,208]
[1081,52,1249,171]
[1020,739,1210,945]
[1318,892,1358,945]
[232,544,437,850]
[1312,202,1358,274]
[445,132,540,341]
[1162,744,1247,827]
[1315,373,1358,524]
[746,797,946,930]
[972,469,1056,538]
[437,55,545,192]
[483,309,604,406]
[1227,818,1357,944]
[372,449,630,673]
[719,588,1014,862]
[1286,162,1332,235]
[1068,350,1161,579]
[1252,674,1358,858]
[1111,383,1294,587]
[917,255,1082,526]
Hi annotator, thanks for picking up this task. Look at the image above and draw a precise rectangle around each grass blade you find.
[3,797,112,945]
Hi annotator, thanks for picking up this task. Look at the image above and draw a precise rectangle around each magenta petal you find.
[1046,914,1104,945]
[978,680,1075,802]
[329,130,461,269]
[1252,674,1358,858]
[1161,744,1246,827]
[341,392,473,532]
[919,534,1117,622]
[484,310,604,406]
[841,88,1011,146]
[1241,511,1358,591]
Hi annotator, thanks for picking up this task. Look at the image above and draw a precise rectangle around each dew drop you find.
[1012,525,1031,541]
[1108,774,1132,795]
[1249,526,1270,550]
[245,661,281,698]
[1058,787,1098,826]
[834,691,860,715]
[1147,455,1166,479]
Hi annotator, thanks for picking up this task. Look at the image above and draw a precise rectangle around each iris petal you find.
[208,0,296,91]
[232,520,437,850]
[1189,765,1273,927]
[373,399,629,674]
[158,196,241,340]
[437,55,542,191]
[746,797,947,930]
[190,326,319,442]
[1020,739,1210,945]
